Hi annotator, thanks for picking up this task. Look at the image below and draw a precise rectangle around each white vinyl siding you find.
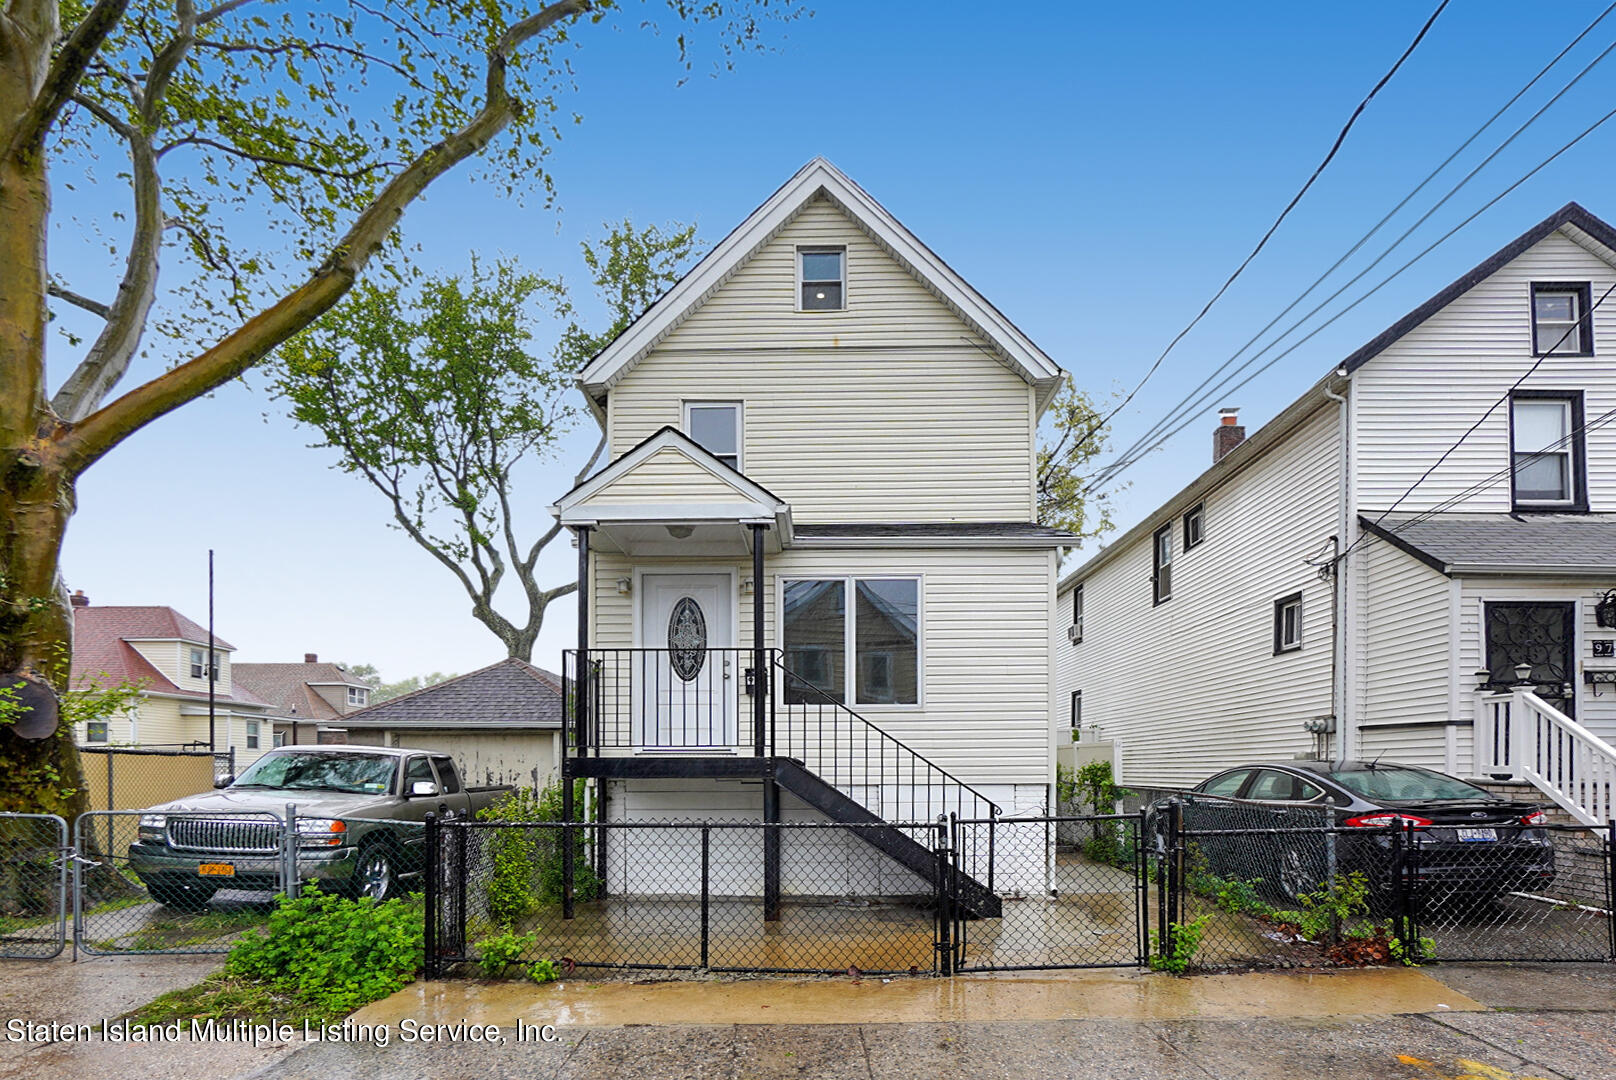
[591,545,1052,790]
[1056,405,1339,791]
[1353,231,1616,513]
[1356,538,1452,729]
[605,197,1036,522]
[578,447,752,506]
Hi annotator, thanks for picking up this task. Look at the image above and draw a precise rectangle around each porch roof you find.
[1361,513,1616,576]
[550,426,792,556]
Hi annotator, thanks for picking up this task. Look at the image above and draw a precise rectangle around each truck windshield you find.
[232,753,396,794]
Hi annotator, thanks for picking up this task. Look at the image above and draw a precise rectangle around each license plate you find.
[1456,828,1496,842]
[197,863,235,876]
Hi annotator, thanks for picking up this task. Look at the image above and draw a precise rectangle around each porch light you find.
[665,524,695,540]
[1513,662,1534,685]
[741,577,754,595]
[616,577,632,596]
[1596,588,1616,629]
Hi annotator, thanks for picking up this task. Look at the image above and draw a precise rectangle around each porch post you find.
[575,526,591,755]
[752,523,767,757]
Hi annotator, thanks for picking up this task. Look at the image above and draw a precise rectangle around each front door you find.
[638,574,735,748]
[1484,601,1576,718]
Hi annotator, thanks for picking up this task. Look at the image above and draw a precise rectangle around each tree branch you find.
[47,282,110,319]
[6,0,129,162]
[56,0,596,476]
[156,134,402,181]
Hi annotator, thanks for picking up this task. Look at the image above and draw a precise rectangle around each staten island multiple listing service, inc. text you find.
[5,1018,561,1048]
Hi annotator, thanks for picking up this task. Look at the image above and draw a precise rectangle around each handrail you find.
[1479,688,1616,825]
[771,658,1000,822]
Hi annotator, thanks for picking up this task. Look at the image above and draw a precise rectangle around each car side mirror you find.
[409,780,440,798]
[214,775,234,789]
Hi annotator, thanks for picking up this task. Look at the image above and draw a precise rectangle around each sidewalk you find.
[1,959,1610,1079]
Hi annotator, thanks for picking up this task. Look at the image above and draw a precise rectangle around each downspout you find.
[1322,374,1351,767]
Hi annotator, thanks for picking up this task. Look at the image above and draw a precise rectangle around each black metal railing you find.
[770,658,999,824]
[563,648,776,753]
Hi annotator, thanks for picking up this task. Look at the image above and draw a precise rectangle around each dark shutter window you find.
[1152,524,1173,605]
[1273,592,1303,654]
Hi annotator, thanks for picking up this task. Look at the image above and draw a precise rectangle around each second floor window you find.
[799,248,845,311]
[1510,392,1585,511]
[347,686,368,707]
[1274,592,1303,654]
[1152,524,1173,605]
[1530,283,1592,356]
[1183,502,1205,550]
[189,648,220,680]
[1071,583,1084,643]
[685,402,741,471]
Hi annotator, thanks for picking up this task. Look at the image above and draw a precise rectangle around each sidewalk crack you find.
[1415,1013,1571,1080]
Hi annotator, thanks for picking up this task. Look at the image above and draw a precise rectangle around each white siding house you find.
[549,159,1071,905]
[1058,203,1616,824]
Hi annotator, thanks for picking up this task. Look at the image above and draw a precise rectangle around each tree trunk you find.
[0,17,92,820]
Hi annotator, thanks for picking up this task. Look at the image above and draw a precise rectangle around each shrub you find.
[1148,915,1209,974]
[477,780,602,925]
[527,958,560,983]
[226,887,421,1017]
[473,928,538,978]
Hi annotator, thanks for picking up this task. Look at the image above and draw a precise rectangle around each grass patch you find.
[122,974,328,1028]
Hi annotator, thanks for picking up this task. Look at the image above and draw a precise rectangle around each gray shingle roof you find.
[1362,513,1616,575]
[334,657,563,729]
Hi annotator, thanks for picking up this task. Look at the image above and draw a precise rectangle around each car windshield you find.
[1324,766,1488,803]
[232,753,396,795]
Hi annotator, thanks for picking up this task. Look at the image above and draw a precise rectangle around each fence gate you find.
[0,813,68,960]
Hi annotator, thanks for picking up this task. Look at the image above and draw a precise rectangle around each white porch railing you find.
[1477,688,1616,825]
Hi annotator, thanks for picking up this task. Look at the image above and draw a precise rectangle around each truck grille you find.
[167,817,281,854]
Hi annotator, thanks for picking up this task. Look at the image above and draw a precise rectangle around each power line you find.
[1082,4,1616,491]
[1085,94,1616,496]
[1059,0,1451,464]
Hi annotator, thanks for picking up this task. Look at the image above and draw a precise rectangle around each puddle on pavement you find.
[355,967,1485,1029]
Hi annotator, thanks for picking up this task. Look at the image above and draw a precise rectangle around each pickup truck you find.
[127,745,511,909]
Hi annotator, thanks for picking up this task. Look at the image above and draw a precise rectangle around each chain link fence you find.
[0,814,68,959]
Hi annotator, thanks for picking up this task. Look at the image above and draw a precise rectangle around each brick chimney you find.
[1214,408,1245,463]
[304,652,318,664]
[70,590,89,607]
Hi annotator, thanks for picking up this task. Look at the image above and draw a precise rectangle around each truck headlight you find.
[138,814,166,841]
[296,818,347,847]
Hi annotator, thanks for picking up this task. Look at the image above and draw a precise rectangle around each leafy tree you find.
[0,0,797,815]
[274,219,699,659]
[342,663,454,703]
[1037,374,1117,546]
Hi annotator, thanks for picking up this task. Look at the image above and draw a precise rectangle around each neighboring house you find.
[69,592,279,767]
[232,653,376,748]
[329,658,564,788]
[1056,202,1616,825]
[550,158,1072,908]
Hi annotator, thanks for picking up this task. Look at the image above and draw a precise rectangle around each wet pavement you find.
[0,957,1611,1079]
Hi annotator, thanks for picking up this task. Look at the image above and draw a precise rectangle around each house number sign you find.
[1594,640,1615,658]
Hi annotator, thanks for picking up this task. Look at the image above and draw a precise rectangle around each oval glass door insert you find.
[667,596,707,681]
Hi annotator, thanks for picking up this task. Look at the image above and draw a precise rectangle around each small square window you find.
[86,720,109,743]
[685,402,742,471]
[1530,283,1593,356]
[1183,503,1205,550]
[347,686,368,707]
[799,248,845,311]
[1274,592,1303,654]
[273,731,287,748]
[1152,524,1173,605]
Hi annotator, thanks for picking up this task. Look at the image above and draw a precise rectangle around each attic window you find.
[799,248,845,311]
[1530,282,1593,356]
[347,687,368,707]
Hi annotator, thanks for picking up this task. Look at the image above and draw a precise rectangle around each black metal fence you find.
[0,814,68,959]
[426,805,1615,977]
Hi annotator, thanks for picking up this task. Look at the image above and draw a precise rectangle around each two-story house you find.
[232,652,376,748]
[549,159,1072,911]
[1057,202,1616,825]
[69,592,279,766]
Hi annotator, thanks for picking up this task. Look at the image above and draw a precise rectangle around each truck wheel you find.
[147,878,216,913]
[352,845,396,902]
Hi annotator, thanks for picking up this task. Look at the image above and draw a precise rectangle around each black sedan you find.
[1165,761,1556,908]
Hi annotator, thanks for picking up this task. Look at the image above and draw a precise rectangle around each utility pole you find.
[208,549,216,753]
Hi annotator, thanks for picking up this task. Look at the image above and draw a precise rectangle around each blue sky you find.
[56,0,1616,680]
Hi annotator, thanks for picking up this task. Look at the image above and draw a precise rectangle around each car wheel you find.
[147,878,216,912]
[352,845,396,902]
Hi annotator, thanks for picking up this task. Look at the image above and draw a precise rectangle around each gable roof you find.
[71,605,268,707]
[551,425,791,525]
[1359,513,1616,576]
[232,661,375,721]
[1340,201,1616,374]
[578,157,1065,410]
[333,657,563,730]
